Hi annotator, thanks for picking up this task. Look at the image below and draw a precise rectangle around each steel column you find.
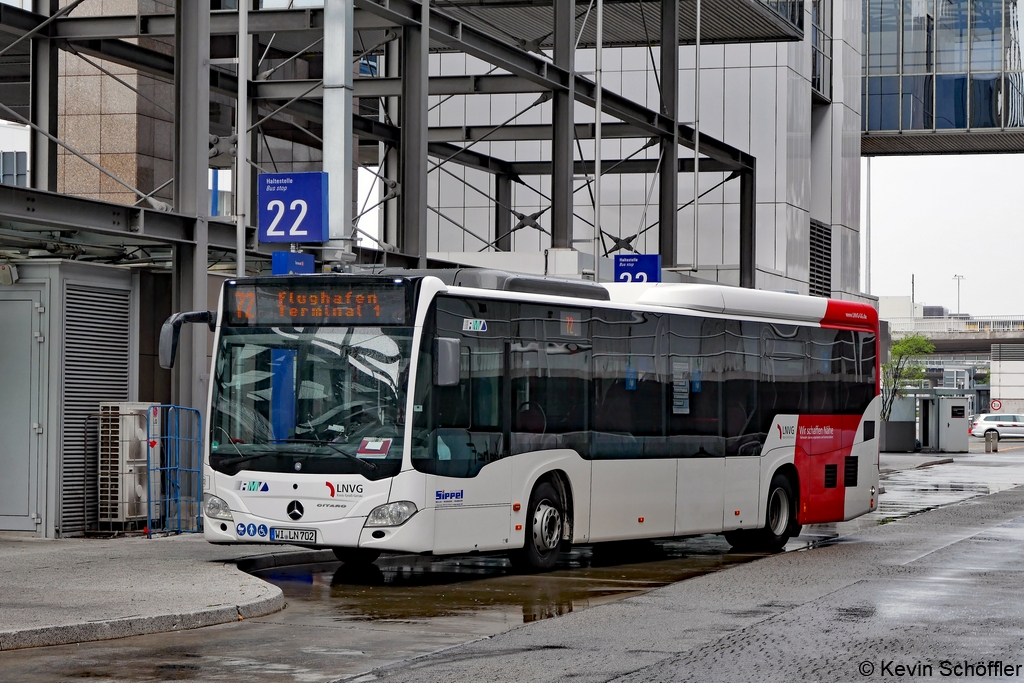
[324,0,354,249]
[400,13,429,264]
[739,165,755,289]
[172,0,211,413]
[495,175,512,251]
[550,0,573,249]
[382,40,400,248]
[29,0,57,191]
[658,0,679,267]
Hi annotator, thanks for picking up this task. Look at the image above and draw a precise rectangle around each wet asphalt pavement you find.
[6,440,1024,683]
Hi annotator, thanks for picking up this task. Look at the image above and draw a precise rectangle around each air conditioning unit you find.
[98,403,162,523]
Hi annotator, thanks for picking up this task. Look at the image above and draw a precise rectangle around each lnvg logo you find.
[237,481,269,492]
[436,489,464,501]
[326,482,364,498]
[777,424,796,439]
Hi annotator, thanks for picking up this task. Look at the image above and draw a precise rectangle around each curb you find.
[0,548,332,651]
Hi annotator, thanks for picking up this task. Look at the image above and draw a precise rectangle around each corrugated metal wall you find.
[59,285,131,536]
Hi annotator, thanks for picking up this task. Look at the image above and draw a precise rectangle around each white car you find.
[970,413,1024,439]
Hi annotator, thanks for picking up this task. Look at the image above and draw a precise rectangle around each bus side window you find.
[667,315,724,457]
[412,296,510,478]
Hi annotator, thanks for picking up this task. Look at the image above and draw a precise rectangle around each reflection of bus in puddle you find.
[255,537,762,624]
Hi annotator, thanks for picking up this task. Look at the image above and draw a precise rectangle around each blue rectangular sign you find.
[614,254,662,283]
[271,251,315,275]
[258,172,329,243]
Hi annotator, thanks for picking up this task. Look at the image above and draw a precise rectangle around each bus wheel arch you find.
[510,471,573,572]
[771,463,801,537]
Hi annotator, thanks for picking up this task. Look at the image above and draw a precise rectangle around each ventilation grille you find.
[809,219,832,298]
[824,463,838,488]
[60,285,131,536]
[992,344,1024,362]
[844,456,859,487]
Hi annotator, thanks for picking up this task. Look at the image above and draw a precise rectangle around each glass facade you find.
[863,0,1024,130]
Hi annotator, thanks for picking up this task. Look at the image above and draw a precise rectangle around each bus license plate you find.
[270,527,316,544]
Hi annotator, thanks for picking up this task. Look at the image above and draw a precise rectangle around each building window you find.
[812,0,834,100]
[809,219,832,298]
[0,151,27,187]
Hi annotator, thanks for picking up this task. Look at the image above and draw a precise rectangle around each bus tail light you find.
[365,501,417,527]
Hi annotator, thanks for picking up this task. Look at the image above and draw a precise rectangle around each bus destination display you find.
[226,282,407,326]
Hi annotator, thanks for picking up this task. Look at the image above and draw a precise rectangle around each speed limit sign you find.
[992,399,1003,411]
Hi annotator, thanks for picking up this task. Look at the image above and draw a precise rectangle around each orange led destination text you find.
[277,290,381,320]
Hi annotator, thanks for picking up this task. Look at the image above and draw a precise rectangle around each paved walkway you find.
[0,452,966,652]
[0,534,334,650]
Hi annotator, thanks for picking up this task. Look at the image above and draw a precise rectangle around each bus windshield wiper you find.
[276,438,379,471]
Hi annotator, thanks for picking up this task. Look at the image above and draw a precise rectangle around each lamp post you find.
[953,274,965,315]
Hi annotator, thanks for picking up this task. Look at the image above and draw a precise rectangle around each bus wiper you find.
[277,438,378,471]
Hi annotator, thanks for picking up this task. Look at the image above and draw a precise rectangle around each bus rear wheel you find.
[332,547,381,565]
[509,481,565,572]
[724,473,796,552]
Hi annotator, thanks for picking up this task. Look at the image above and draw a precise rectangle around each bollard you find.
[985,431,999,453]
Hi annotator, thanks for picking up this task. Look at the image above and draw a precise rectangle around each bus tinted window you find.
[667,315,724,457]
[510,304,591,456]
[592,310,667,458]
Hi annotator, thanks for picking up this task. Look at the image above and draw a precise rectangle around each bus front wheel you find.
[509,481,565,572]
[332,547,381,565]
[724,473,796,552]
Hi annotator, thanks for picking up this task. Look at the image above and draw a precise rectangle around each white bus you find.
[161,269,880,571]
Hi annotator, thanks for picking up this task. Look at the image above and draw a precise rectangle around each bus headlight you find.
[365,501,417,527]
[204,494,234,521]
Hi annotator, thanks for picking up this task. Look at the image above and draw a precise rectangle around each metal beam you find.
[427,122,646,143]
[400,13,429,264]
[29,0,57,192]
[659,0,679,267]
[354,0,753,171]
[495,175,512,251]
[172,0,210,414]
[739,165,755,289]
[550,0,573,249]
[508,158,737,176]
[351,74,547,98]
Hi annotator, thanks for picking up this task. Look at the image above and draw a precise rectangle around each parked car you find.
[970,413,1024,439]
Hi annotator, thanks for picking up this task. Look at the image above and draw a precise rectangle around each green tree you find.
[880,334,935,421]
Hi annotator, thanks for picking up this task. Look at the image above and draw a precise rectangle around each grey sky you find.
[861,155,1024,317]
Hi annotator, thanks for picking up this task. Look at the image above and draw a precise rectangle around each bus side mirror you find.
[159,311,215,369]
[434,337,461,387]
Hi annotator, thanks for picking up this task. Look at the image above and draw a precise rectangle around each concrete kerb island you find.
[0,534,335,651]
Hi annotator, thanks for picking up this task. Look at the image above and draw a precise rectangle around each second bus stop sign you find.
[614,254,662,282]
[257,172,329,243]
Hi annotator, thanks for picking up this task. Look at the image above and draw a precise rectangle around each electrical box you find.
[938,397,970,453]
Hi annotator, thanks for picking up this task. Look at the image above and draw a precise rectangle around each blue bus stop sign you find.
[614,254,662,282]
[257,172,329,243]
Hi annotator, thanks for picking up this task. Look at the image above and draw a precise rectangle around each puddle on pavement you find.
[254,448,1024,630]
[255,536,766,625]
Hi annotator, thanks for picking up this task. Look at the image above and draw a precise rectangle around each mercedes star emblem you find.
[287,500,304,520]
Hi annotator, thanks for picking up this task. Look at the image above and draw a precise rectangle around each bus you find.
[160,269,880,571]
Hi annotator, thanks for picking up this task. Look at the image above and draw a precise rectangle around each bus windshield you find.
[209,325,413,479]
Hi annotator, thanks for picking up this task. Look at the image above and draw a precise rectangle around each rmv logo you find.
[326,482,364,497]
[436,490,464,501]
[776,425,796,439]
[238,481,269,492]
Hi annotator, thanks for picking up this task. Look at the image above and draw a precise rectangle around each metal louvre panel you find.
[59,285,131,536]
[992,344,1024,362]
[809,219,831,298]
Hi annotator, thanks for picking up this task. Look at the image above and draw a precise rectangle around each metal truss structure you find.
[0,0,800,409]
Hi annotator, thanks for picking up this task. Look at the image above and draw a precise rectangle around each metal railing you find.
[886,316,1024,335]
